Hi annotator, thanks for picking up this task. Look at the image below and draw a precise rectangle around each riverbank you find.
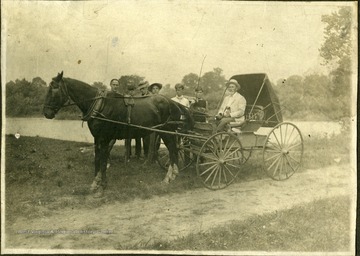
[4,117,348,143]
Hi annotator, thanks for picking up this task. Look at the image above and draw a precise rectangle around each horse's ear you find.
[54,71,64,82]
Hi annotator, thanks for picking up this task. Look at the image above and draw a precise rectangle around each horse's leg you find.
[99,138,111,190]
[107,139,116,167]
[161,134,179,183]
[90,137,102,192]
[124,138,131,163]
[143,135,150,158]
[135,136,142,158]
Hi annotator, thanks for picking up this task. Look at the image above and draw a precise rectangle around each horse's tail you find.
[169,100,194,132]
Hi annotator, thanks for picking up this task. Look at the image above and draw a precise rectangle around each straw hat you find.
[226,79,241,90]
[148,83,162,91]
[138,81,149,90]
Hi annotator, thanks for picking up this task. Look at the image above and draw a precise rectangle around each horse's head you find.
[43,71,69,119]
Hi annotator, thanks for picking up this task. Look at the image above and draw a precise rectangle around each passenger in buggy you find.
[190,86,208,122]
[215,79,247,132]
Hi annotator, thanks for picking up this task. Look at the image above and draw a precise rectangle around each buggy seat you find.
[230,104,265,132]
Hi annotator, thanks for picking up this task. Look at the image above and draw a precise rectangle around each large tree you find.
[181,73,199,93]
[118,74,145,93]
[199,67,226,93]
[319,6,353,98]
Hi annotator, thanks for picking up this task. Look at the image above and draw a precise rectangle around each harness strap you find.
[82,90,107,121]
[124,96,135,124]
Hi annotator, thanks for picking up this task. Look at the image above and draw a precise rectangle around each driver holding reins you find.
[216,79,247,132]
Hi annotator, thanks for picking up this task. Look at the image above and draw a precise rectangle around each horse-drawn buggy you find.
[43,72,303,195]
[156,73,304,190]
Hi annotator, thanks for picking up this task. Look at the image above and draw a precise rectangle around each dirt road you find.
[5,164,355,251]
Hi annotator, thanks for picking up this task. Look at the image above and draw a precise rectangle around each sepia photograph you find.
[1,0,357,255]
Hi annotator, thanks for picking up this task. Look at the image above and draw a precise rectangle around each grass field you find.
[143,195,352,251]
[3,131,354,252]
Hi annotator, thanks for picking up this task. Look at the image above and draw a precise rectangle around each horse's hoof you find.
[93,187,104,198]
[107,163,111,169]
[162,177,170,184]
[169,173,176,181]
[90,183,99,193]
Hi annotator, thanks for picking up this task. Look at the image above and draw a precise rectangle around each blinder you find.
[45,79,71,112]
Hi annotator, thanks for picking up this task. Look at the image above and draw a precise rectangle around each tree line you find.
[5,7,353,121]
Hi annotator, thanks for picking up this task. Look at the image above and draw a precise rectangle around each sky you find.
[1,1,356,88]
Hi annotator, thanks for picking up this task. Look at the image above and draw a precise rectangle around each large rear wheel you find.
[196,132,244,190]
[263,122,304,180]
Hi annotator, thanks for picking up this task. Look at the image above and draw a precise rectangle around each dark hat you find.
[149,83,162,91]
[226,79,241,90]
[127,84,137,91]
[175,83,184,90]
[138,81,149,90]
[195,87,203,92]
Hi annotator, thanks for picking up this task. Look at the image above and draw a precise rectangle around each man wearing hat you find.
[190,87,208,122]
[138,81,150,96]
[171,83,190,107]
[148,83,162,95]
[216,79,247,132]
[124,79,137,96]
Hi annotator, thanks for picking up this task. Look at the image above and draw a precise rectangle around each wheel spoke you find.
[224,164,236,179]
[223,136,230,152]
[205,165,218,183]
[218,166,222,188]
[279,124,284,146]
[286,134,300,148]
[199,161,218,166]
[266,152,281,171]
[225,162,241,170]
[288,154,301,165]
[222,167,228,183]
[284,154,296,172]
[272,130,282,148]
[201,154,219,162]
[224,147,241,160]
[199,163,218,177]
[265,152,282,162]
[267,140,282,151]
[223,139,238,157]
[273,155,282,178]
[210,166,219,187]
[285,126,296,145]
[287,141,303,151]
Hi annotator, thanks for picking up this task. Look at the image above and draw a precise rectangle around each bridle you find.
[43,78,72,113]
[44,78,104,113]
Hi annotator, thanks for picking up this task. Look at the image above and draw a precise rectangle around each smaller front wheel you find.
[156,135,193,171]
[197,132,244,190]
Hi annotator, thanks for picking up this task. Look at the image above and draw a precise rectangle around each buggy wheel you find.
[263,122,304,180]
[197,132,244,190]
[156,135,193,171]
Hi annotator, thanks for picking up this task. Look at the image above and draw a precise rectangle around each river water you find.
[4,117,344,143]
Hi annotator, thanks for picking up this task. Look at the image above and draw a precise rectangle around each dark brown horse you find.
[43,72,193,196]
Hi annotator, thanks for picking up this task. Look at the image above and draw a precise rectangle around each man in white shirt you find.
[216,79,247,132]
[171,84,190,107]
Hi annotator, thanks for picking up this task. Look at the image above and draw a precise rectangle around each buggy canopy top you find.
[230,73,283,127]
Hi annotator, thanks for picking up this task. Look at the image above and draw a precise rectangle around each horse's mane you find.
[64,77,94,90]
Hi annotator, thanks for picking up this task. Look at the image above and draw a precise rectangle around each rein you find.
[92,116,204,139]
